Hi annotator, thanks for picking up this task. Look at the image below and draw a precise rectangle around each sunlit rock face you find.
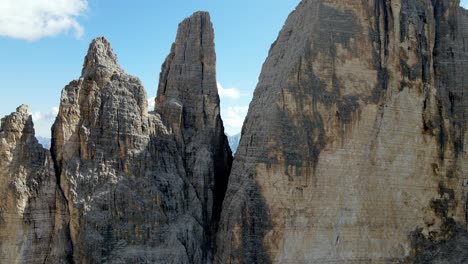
[215,0,468,263]
[51,12,231,264]
[0,105,70,264]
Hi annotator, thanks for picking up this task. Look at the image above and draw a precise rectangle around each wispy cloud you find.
[31,107,59,122]
[0,0,88,41]
[222,106,248,136]
[217,82,241,99]
[148,96,156,111]
[31,107,59,137]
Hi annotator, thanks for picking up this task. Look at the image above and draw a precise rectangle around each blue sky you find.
[0,0,467,137]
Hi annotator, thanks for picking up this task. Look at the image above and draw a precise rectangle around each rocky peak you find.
[0,105,69,264]
[16,104,28,115]
[156,11,218,128]
[155,10,232,259]
[81,36,122,77]
[0,104,34,143]
[47,11,231,263]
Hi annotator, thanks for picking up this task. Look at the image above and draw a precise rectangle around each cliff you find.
[215,0,468,263]
[0,105,69,263]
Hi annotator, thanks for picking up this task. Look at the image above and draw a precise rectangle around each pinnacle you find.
[16,104,29,114]
[81,36,121,76]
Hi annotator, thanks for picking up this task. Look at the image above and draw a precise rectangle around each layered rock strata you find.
[215,0,468,263]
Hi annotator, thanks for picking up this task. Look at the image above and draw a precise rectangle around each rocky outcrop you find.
[156,11,232,249]
[51,11,231,264]
[0,105,70,264]
[215,0,468,263]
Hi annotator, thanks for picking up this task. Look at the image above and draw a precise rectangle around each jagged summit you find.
[156,11,216,108]
[81,36,122,77]
[0,104,33,138]
[0,104,67,264]
[48,11,231,263]
[16,104,28,114]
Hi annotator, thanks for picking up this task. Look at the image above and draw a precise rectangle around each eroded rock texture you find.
[215,0,468,263]
[0,105,70,263]
[51,12,231,264]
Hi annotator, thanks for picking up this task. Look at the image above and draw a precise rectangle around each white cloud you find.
[222,106,248,136]
[0,0,88,41]
[31,107,59,137]
[217,82,241,99]
[148,96,156,111]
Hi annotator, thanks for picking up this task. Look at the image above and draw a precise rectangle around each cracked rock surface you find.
[0,105,70,263]
[0,12,231,264]
[215,1,468,263]
[51,12,231,264]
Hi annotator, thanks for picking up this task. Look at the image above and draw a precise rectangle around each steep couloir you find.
[215,0,468,263]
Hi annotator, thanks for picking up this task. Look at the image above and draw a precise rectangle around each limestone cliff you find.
[0,105,70,263]
[215,0,468,263]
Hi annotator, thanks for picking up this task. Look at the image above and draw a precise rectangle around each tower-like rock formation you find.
[215,0,468,263]
[156,11,232,247]
[0,105,70,263]
[51,12,231,263]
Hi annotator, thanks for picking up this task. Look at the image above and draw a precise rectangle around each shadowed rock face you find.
[215,0,467,263]
[50,12,231,264]
[0,105,70,264]
[156,11,233,249]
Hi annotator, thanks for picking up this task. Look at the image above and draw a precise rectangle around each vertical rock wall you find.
[0,105,70,264]
[215,0,468,263]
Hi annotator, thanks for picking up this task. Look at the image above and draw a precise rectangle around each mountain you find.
[0,1,467,263]
[227,133,240,153]
[0,12,232,264]
[36,136,51,149]
[215,0,468,263]
[0,105,69,263]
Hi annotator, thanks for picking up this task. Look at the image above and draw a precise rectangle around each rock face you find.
[156,11,232,248]
[50,12,231,264]
[1,3,467,263]
[215,0,468,263]
[0,105,70,263]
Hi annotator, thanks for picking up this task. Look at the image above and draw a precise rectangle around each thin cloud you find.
[217,82,241,99]
[222,106,248,136]
[148,96,156,111]
[31,107,59,137]
[0,0,88,41]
